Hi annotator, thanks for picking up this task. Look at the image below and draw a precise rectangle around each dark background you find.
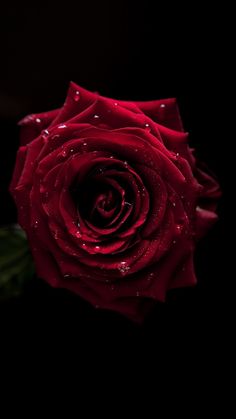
[0,1,229,356]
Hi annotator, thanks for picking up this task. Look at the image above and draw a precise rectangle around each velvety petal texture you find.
[10,82,220,322]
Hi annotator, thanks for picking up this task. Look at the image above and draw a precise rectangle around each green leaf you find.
[0,225,35,300]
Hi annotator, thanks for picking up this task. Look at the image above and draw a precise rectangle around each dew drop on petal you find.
[60,150,67,157]
[145,123,150,128]
[58,124,67,129]
[82,243,86,247]
[35,118,41,123]
[83,142,87,146]
[114,102,118,106]
[147,272,154,281]
[74,90,80,102]
[54,230,59,240]
[52,134,60,140]
[173,240,177,244]
[34,220,39,229]
[176,224,182,233]
[64,274,70,278]
[118,261,130,275]
[160,104,166,108]
[95,245,100,250]
[42,129,49,138]
[93,114,100,119]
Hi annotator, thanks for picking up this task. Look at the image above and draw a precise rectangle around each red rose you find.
[10,82,220,322]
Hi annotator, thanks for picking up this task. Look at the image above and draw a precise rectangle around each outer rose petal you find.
[19,109,59,145]
[134,98,184,131]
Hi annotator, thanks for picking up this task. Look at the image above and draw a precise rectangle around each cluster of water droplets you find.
[118,261,130,275]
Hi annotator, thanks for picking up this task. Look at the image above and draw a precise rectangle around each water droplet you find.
[109,155,114,159]
[76,231,81,238]
[60,150,67,157]
[125,201,131,206]
[93,114,100,119]
[35,118,41,123]
[176,152,180,157]
[147,272,154,281]
[172,202,176,207]
[34,221,39,228]
[176,225,182,232]
[160,104,166,108]
[42,129,49,138]
[134,148,138,152]
[58,124,67,129]
[114,102,118,106]
[145,123,150,128]
[118,261,130,275]
[64,274,70,278]
[123,161,128,167]
[70,148,74,153]
[181,195,185,200]
[173,240,176,244]
[54,231,59,240]
[51,134,60,140]
[82,243,86,247]
[83,142,87,146]
[74,90,80,102]
[95,245,100,250]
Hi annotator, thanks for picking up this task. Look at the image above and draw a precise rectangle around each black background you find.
[0,1,229,358]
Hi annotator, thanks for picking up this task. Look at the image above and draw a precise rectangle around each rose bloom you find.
[10,82,220,322]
